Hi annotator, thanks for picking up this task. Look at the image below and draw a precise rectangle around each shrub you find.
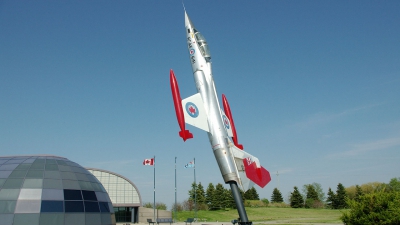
[268,202,290,208]
[143,202,167,210]
[261,198,269,206]
[197,203,208,210]
[183,199,194,211]
[311,200,324,209]
[341,191,400,225]
[143,202,153,208]
[305,199,324,209]
[156,202,167,210]
[304,198,314,208]
[171,202,183,212]
[244,200,266,207]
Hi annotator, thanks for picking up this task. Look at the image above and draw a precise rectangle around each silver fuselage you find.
[184,12,239,183]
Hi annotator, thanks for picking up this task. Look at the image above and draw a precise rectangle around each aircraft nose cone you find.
[184,10,195,29]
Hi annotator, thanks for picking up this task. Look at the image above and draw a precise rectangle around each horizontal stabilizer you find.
[230,145,271,191]
[243,160,271,188]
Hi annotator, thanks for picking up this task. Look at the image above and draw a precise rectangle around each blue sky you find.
[1,1,399,209]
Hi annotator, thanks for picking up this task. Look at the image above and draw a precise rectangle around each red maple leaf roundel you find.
[185,102,199,118]
[189,105,196,115]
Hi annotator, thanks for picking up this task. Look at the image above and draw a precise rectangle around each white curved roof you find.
[86,168,142,207]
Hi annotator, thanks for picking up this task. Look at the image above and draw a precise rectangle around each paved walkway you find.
[118,222,343,225]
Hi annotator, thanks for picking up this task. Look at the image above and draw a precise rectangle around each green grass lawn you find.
[173,207,344,224]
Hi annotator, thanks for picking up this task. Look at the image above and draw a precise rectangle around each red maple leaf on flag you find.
[143,158,154,166]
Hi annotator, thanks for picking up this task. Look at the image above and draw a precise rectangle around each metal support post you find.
[228,181,252,225]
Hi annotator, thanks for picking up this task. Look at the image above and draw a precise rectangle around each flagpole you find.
[154,155,156,222]
[194,157,197,220]
[174,156,177,223]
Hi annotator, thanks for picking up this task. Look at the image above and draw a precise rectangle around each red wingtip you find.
[170,69,193,141]
[179,130,193,142]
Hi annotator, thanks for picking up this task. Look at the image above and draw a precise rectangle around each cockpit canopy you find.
[194,29,211,61]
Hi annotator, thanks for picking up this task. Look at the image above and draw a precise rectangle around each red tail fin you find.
[222,94,243,149]
[243,159,271,188]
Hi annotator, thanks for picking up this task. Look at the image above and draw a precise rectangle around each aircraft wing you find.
[181,93,209,132]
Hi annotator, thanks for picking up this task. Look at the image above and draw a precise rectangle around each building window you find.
[114,207,131,222]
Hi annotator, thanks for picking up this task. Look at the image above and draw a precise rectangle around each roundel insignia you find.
[222,115,230,129]
[189,48,195,55]
[185,102,199,118]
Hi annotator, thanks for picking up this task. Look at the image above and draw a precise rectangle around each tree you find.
[205,183,215,208]
[345,185,357,199]
[223,188,235,208]
[302,183,325,202]
[195,182,207,210]
[188,182,196,201]
[335,183,347,209]
[388,177,400,192]
[239,189,246,202]
[346,183,382,199]
[326,187,336,209]
[360,182,385,194]
[156,202,167,210]
[213,183,225,209]
[171,202,183,212]
[182,199,194,211]
[244,187,259,200]
[305,185,319,201]
[341,191,400,225]
[143,202,153,208]
[290,186,304,208]
[253,187,260,200]
[188,182,206,210]
[304,184,320,208]
[312,183,326,202]
[354,185,363,201]
[196,182,206,205]
[271,188,283,203]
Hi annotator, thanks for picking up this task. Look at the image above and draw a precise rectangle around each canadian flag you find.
[143,158,154,166]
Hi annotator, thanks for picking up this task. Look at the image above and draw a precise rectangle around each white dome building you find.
[0,155,116,225]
